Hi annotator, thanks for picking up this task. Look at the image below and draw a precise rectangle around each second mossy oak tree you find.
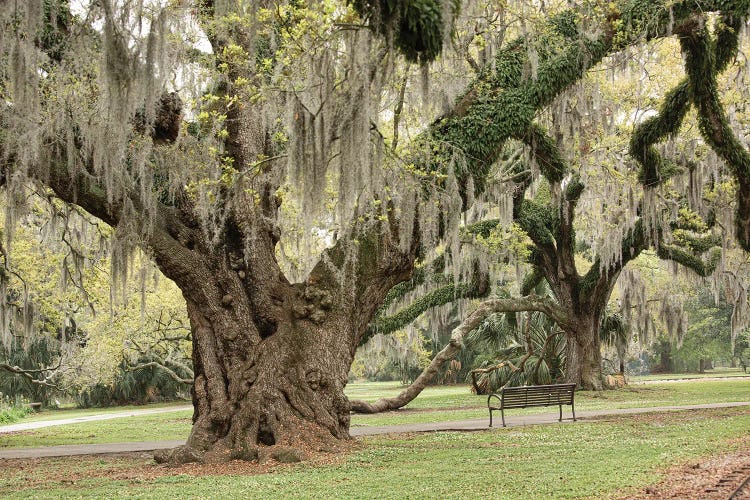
[1,0,749,463]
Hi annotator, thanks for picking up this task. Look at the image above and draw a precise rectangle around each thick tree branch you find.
[369,280,489,337]
[0,361,63,390]
[350,294,566,413]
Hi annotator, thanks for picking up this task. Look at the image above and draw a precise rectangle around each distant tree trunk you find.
[563,314,605,391]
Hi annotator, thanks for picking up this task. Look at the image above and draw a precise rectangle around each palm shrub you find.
[0,336,60,405]
[467,310,566,394]
[76,353,192,407]
[467,301,629,394]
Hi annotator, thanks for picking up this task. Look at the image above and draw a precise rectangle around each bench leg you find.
[489,409,493,428]
[501,408,506,427]
[558,404,562,422]
[572,403,576,422]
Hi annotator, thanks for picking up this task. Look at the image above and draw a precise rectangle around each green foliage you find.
[0,394,32,424]
[660,291,735,373]
[76,355,191,408]
[0,195,191,405]
[352,329,432,384]
[467,220,531,261]
[630,81,691,186]
[467,310,566,393]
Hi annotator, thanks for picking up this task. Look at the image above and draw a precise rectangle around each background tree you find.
[352,1,750,405]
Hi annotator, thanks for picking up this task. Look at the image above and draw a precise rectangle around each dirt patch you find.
[621,441,750,499]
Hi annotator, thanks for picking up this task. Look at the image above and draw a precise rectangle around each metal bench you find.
[488,383,576,427]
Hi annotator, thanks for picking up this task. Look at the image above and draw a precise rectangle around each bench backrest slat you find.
[499,383,575,409]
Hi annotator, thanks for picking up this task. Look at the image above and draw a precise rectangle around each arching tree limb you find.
[350,295,566,413]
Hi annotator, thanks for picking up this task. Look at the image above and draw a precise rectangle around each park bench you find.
[487,383,576,427]
[26,402,42,412]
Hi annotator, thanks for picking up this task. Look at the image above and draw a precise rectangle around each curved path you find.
[1,401,748,460]
[0,405,192,434]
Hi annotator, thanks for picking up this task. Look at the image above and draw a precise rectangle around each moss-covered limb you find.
[737,182,750,252]
[715,13,743,73]
[511,117,578,276]
[682,20,745,170]
[377,255,447,311]
[368,277,489,337]
[515,200,555,247]
[631,12,743,187]
[680,17,750,250]
[430,10,603,197]
[672,229,722,254]
[514,199,559,274]
[630,80,692,186]
[581,219,649,298]
[515,123,568,183]
[564,175,585,204]
[656,244,722,278]
[554,175,586,279]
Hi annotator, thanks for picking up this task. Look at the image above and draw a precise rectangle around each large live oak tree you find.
[1,0,749,463]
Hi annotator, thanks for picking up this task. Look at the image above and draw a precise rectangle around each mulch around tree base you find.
[0,443,360,490]
[623,446,750,499]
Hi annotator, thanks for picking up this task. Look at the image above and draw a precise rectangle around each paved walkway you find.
[1,401,748,460]
[0,405,192,434]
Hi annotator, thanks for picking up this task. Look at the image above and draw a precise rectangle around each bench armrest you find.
[487,394,502,408]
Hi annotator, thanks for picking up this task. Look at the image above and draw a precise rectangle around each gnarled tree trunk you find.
[157,297,356,464]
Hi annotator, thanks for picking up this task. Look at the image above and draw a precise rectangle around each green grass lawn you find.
[1,379,749,448]
[0,407,748,499]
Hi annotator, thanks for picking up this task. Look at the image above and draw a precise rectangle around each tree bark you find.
[155,291,357,464]
[564,319,605,391]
